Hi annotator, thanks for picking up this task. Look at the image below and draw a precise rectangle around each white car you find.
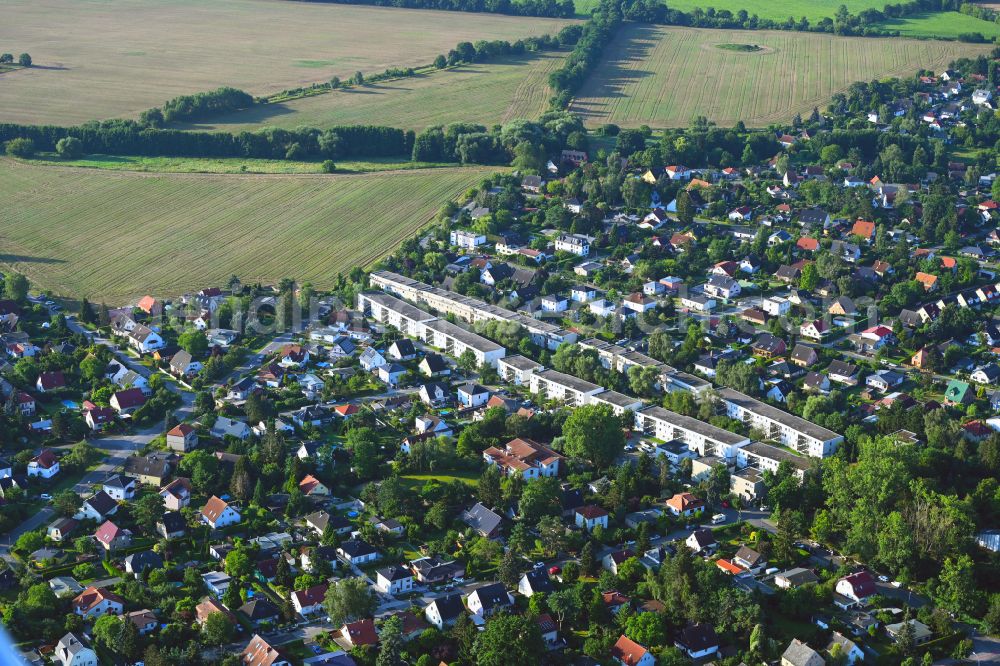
[40,493,52,501]
[878,574,889,583]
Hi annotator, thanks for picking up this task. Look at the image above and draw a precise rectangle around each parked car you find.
[548,566,561,576]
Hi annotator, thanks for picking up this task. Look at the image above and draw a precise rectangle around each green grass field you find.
[876,11,1000,40]
[652,0,885,22]
[0,0,575,126]
[569,25,991,128]
[0,158,493,302]
[20,153,458,175]
[179,52,565,133]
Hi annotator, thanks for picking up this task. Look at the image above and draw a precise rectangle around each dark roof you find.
[462,502,502,536]
[677,623,719,652]
[521,570,555,593]
[124,455,171,479]
[125,550,163,572]
[239,598,279,621]
[339,539,376,558]
[430,594,465,621]
[85,490,118,516]
[158,512,186,534]
[377,565,412,582]
[470,582,510,611]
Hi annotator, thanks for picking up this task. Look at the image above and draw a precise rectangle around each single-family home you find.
[575,505,609,531]
[201,496,241,529]
[375,565,414,595]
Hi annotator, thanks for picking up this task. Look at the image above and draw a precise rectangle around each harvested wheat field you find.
[0,159,493,302]
[569,25,991,128]
[0,0,575,126]
[182,52,566,133]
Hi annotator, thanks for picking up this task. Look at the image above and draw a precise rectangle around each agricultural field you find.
[0,0,575,127]
[875,11,1000,40]
[569,25,991,128]
[0,159,493,302]
[181,52,566,133]
[648,0,885,22]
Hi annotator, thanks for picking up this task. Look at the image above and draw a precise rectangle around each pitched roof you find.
[343,618,378,646]
[73,585,124,613]
[242,634,286,666]
[201,495,233,522]
[611,635,650,666]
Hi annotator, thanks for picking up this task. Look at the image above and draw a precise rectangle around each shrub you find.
[322,160,337,173]
[4,137,34,158]
[56,137,83,159]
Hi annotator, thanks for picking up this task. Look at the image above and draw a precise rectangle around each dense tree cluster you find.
[296,0,575,18]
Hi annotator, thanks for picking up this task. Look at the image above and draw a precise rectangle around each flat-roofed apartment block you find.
[635,406,750,461]
[730,467,764,500]
[357,291,435,337]
[356,292,505,367]
[736,441,814,479]
[717,388,842,457]
[588,390,644,416]
[420,319,505,367]
[369,270,576,350]
[497,355,543,386]
[579,338,711,396]
[529,369,604,407]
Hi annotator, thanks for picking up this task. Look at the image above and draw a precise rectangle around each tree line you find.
[0,121,413,160]
[291,0,575,18]
[548,0,622,107]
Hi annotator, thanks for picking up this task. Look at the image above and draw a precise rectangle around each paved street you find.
[0,316,195,563]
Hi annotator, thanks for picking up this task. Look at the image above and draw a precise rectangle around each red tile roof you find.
[611,635,650,666]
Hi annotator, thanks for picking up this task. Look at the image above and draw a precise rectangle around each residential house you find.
[127,609,158,636]
[124,550,163,575]
[945,379,973,405]
[467,583,513,619]
[160,477,192,510]
[27,448,59,478]
[836,571,876,604]
[102,474,136,500]
[665,492,704,517]
[575,505,609,531]
[782,639,825,666]
[55,632,98,666]
[753,333,787,358]
[157,511,187,539]
[800,319,829,341]
[72,586,124,619]
[36,371,66,393]
[123,453,171,486]
[886,620,932,646]
[95,521,132,551]
[242,634,290,666]
[482,437,563,479]
[76,491,118,522]
[518,570,555,597]
[201,496,241,529]
[337,539,379,565]
[675,624,719,660]
[457,383,490,408]
[462,502,502,539]
[733,546,766,573]
[790,344,818,367]
[166,423,198,452]
[828,360,860,385]
[774,568,819,589]
[110,387,146,414]
[375,565,414,595]
[425,594,465,629]
[686,528,717,554]
[211,416,252,441]
[611,635,656,666]
[240,598,280,627]
[291,583,329,616]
